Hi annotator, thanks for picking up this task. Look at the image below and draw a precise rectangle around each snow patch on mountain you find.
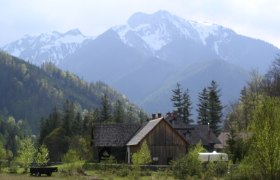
[190,21,219,45]
[113,11,234,53]
[1,29,93,65]
[113,23,170,51]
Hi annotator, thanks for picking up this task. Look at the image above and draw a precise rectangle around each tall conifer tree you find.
[197,88,209,125]
[182,89,193,124]
[208,81,223,135]
[171,83,183,120]
[100,94,112,122]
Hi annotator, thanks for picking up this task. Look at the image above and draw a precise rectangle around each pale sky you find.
[1,0,280,48]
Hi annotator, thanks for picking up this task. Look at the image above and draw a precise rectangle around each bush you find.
[115,165,130,177]
[59,161,85,176]
[132,140,151,165]
[60,148,85,176]
[172,142,205,179]
[8,161,19,174]
[154,168,171,180]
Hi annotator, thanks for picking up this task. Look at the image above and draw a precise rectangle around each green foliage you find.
[182,89,193,124]
[0,52,144,133]
[207,80,223,135]
[100,94,112,122]
[16,137,36,173]
[171,83,183,117]
[61,148,85,176]
[0,116,29,156]
[171,83,192,123]
[62,149,81,163]
[0,142,6,160]
[204,161,228,178]
[132,140,152,165]
[113,100,125,123]
[0,142,7,171]
[197,81,223,135]
[69,136,92,161]
[172,142,205,179]
[246,96,280,179]
[101,155,117,164]
[197,88,209,125]
[43,127,69,162]
[34,144,49,167]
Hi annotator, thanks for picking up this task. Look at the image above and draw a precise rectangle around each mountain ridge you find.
[1,10,279,115]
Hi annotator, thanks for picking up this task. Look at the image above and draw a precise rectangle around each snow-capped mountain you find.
[60,10,279,114]
[2,29,93,65]
[2,10,279,114]
[113,10,228,53]
[112,10,278,71]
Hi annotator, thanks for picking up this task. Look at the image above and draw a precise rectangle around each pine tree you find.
[197,88,209,125]
[62,100,75,136]
[207,81,223,135]
[113,100,125,123]
[100,94,112,122]
[182,89,193,124]
[72,112,83,135]
[171,83,183,120]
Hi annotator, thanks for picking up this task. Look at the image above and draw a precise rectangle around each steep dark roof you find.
[182,125,220,145]
[92,123,141,147]
[165,117,220,145]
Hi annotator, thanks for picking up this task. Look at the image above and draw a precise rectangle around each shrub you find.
[115,165,130,177]
[60,149,85,176]
[132,140,151,165]
[172,142,205,179]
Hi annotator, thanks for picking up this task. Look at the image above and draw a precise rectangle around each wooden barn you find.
[92,123,141,162]
[91,114,220,165]
[127,117,188,165]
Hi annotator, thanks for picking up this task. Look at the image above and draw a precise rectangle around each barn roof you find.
[127,118,162,146]
[182,125,221,145]
[166,117,220,145]
[92,123,141,147]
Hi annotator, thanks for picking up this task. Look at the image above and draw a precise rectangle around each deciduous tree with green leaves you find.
[246,96,280,179]
[16,137,36,173]
[172,142,205,179]
[34,144,49,167]
[132,140,151,165]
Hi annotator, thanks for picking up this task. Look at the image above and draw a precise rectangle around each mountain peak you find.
[115,10,229,51]
[127,10,175,28]
[65,29,82,36]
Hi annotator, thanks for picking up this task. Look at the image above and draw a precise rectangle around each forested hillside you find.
[0,51,145,132]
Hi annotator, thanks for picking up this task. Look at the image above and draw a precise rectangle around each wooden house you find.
[165,113,221,152]
[127,117,188,165]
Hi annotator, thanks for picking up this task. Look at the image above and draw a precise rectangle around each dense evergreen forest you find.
[0,51,146,133]
[0,51,148,163]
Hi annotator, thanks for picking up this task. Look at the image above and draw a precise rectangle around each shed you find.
[92,123,141,162]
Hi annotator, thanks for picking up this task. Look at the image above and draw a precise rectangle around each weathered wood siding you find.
[130,120,187,165]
